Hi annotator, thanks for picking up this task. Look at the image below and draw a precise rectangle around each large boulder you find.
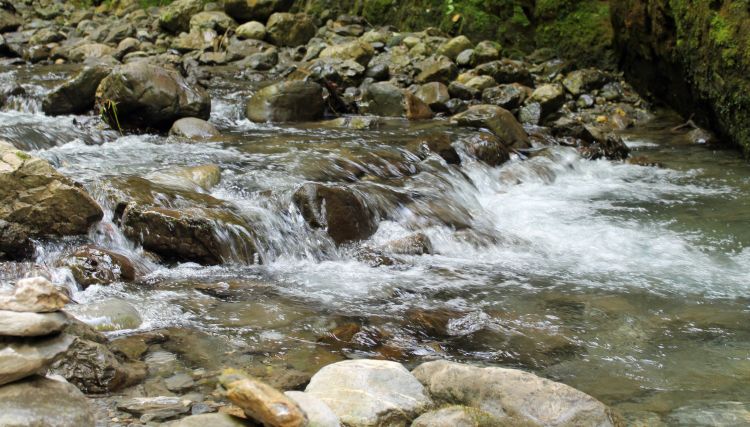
[0,376,95,427]
[43,65,111,116]
[285,391,342,427]
[412,360,619,427]
[363,82,432,119]
[224,0,293,22]
[292,183,377,245]
[305,359,433,427]
[0,310,68,337]
[0,141,103,238]
[265,12,316,47]
[246,80,324,122]
[60,246,136,288]
[0,334,74,386]
[451,105,530,149]
[95,62,211,130]
[158,0,204,33]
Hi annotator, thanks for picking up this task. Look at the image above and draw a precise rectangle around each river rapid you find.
[2,64,750,424]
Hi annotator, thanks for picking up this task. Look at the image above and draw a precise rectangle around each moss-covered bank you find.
[611,0,750,156]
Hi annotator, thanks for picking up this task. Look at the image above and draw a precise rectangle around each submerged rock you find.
[246,80,325,123]
[42,65,111,116]
[305,359,433,427]
[0,376,95,427]
[95,62,211,130]
[67,298,142,331]
[460,133,511,167]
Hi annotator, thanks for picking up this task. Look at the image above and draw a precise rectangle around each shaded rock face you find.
[611,0,750,156]
[95,62,211,131]
[246,80,325,122]
[0,220,33,261]
[158,0,204,34]
[412,360,618,427]
[61,246,136,288]
[363,82,432,119]
[292,183,377,245]
[225,0,293,22]
[0,141,103,238]
[42,65,111,116]
[0,376,95,427]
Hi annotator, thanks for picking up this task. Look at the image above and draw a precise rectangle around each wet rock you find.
[482,83,528,110]
[0,334,73,386]
[320,116,382,130]
[562,68,609,96]
[165,372,195,392]
[0,219,33,261]
[61,246,136,288]
[68,43,115,62]
[465,75,496,91]
[68,298,142,331]
[0,375,95,427]
[319,40,374,66]
[117,396,191,422]
[95,62,211,130]
[406,133,460,164]
[687,127,718,145]
[219,369,307,427]
[170,117,221,140]
[0,141,103,237]
[0,310,67,337]
[0,8,21,33]
[473,40,501,64]
[412,405,501,427]
[0,277,69,313]
[305,359,433,427]
[382,233,434,255]
[163,413,251,427]
[236,20,266,40]
[285,391,342,427]
[43,63,111,113]
[475,59,533,86]
[365,62,389,81]
[147,164,223,192]
[189,11,237,33]
[159,0,205,33]
[460,133,511,167]
[519,102,542,125]
[416,55,458,84]
[412,360,618,426]
[246,80,324,122]
[666,401,750,426]
[50,336,146,393]
[292,183,377,245]
[415,82,450,112]
[451,105,530,149]
[224,0,293,22]
[437,35,473,60]
[363,82,432,119]
[528,83,566,120]
[266,12,316,47]
[448,81,480,100]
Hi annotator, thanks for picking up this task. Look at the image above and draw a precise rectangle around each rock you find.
[437,35,473,60]
[0,375,95,427]
[305,359,432,427]
[190,11,237,33]
[0,220,33,261]
[0,310,67,337]
[416,55,458,84]
[0,141,103,237]
[320,116,382,130]
[412,360,618,426]
[61,246,136,288]
[562,68,609,96]
[363,82,432,119]
[219,370,307,427]
[411,405,501,427]
[465,75,496,91]
[0,334,73,386]
[0,277,69,313]
[406,133,460,164]
[482,83,528,110]
[292,183,377,245]
[246,80,324,123]
[666,401,750,426]
[67,43,115,62]
[170,117,221,140]
[687,127,718,145]
[285,391,342,427]
[50,336,146,393]
[266,12,316,47]
[473,40,501,64]
[381,233,433,255]
[236,21,266,40]
[43,65,111,116]
[415,82,450,112]
[165,372,195,392]
[319,40,374,66]
[475,59,533,86]
[159,0,205,33]
[365,63,389,81]
[448,81,480,100]
[455,49,475,67]
[224,0,293,22]
[528,83,566,120]
[117,396,191,422]
[460,133,511,167]
[162,413,251,427]
[146,164,222,192]
[95,62,211,130]
[0,9,22,33]
[67,298,142,331]
[451,105,530,149]
[519,102,542,125]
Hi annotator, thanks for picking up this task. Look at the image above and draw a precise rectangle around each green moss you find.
[14,151,31,161]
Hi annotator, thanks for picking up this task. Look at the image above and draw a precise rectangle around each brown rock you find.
[220,369,307,427]
[0,277,69,313]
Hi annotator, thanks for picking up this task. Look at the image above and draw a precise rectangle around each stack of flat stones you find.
[0,277,95,427]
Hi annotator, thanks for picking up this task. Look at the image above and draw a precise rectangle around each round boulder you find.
[246,80,324,122]
[265,12,316,47]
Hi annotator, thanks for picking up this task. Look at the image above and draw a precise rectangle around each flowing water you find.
[2,65,750,424]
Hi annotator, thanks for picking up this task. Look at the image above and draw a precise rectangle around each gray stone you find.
[451,105,530,149]
[0,277,69,313]
[0,334,74,386]
[285,391,342,427]
[667,401,750,426]
[236,21,266,40]
[266,12,316,47]
[162,413,251,427]
[117,396,191,421]
[0,310,67,337]
[0,375,95,427]
[170,117,221,140]
[165,372,195,392]
[44,65,113,115]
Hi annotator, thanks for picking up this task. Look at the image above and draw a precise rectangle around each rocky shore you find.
[0,0,732,426]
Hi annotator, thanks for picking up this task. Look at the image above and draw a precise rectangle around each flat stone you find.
[0,375,95,427]
[412,405,502,427]
[0,310,68,336]
[162,413,251,427]
[0,333,74,386]
[117,396,191,422]
[219,369,307,427]
[305,359,433,427]
[165,372,195,392]
[0,277,69,313]
[285,391,341,427]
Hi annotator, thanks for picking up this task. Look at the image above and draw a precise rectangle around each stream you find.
[2,64,750,424]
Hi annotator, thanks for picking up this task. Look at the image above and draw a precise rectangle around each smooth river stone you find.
[305,359,433,427]
[219,369,307,427]
[162,413,251,427]
[285,391,342,427]
[0,310,68,336]
[0,333,74,386]
[0,375,95,427]
[0,277,69,312]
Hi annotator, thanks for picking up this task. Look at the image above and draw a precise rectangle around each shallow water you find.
[2,65,750,424]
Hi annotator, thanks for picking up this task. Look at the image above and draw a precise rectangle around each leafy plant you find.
[99,99,123,134]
